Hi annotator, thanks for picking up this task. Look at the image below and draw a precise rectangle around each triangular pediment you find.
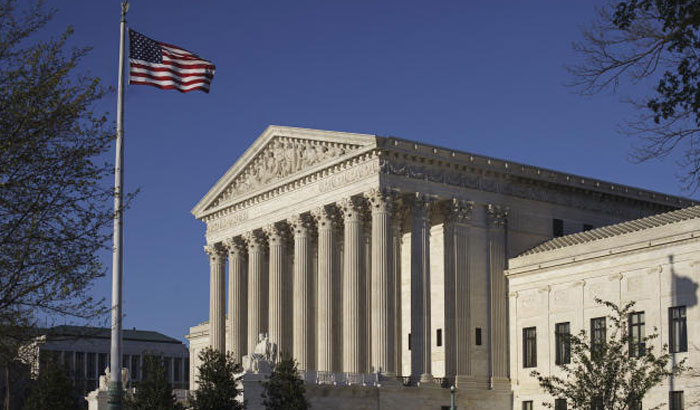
[192,126,377,218]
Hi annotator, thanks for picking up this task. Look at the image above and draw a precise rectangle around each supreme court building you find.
[186,126,692,409]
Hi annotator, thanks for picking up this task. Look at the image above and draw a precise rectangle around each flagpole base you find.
[107,380,123,410]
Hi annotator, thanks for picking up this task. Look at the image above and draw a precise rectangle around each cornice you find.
[375,136,695,210]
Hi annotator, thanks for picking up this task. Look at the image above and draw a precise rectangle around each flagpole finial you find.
[121,1,129,19]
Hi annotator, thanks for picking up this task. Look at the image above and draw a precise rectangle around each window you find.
[184,358,190,387]
[523,327,537,368]
[163,357,171,381]
[629,312,645,357]
[583,224,593,231]
[590,317,606,359]
[87,352,96,380]
[408,333,411,350]
[553,219,564,237]
[669,306,687,353]
[174,357,181,382]
[131,355,140,380]
[437,329,443,347]
[670,391,684,410]
[555,398,567,410]
[475,328,482,346]
[555,322,571,365]
[98,353,108,376]
[522,401,533,410]
[75,352,85,380]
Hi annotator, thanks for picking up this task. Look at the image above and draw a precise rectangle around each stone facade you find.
[187,126,693,409]
[508,206,700,410]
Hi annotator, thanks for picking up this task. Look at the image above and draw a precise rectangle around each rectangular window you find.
[408,333,411,350]
[437,329,443,347]
[553,218,564,237]
[98,353,108,376]
[555,398,567,410]
[476,328,482,346]
[670,391,684,410]
[590,317,606,359]
[174,357,181,382]
[669,306,687,353]
[523,327,537,368]
[522,401,533,410]
[131,355,140,380]
[629,312,645,357]
[163,357,171,381]
[555,322,571,365]
[75,352,85,380]
[184,358,190,387]
[583,224,593,231]
[63,351,74,376]
[87,352,96,380]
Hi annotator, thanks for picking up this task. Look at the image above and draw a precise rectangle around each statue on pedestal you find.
[241,333,277,374]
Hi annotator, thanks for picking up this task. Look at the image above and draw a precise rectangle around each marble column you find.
[365,189,395,376]
[312,206,336,374]
[245,230,266,355]
[444,199,473,381]
[362,216,371,374]
[224,237,247,363]
[205,244,226,352]
[290,214,313,371]
[340,197,364,375]
[487,204,508,384]
[265,223,288,357]
[410,193,433,383]
[391,203,405,376]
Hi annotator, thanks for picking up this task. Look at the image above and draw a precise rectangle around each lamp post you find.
[450,385,456,410]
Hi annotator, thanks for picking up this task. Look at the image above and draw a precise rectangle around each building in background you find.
[29,326,189,396]
[508,206,700,410]
[187,126,694,410]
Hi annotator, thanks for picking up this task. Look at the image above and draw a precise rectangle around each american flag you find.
[128,29,216,93]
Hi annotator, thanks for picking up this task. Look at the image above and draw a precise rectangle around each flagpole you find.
[108,2,128,409]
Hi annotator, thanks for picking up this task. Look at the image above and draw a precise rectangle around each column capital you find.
[263,222,288,244]
[243,230,266,250]
[445,198,474,225]
[486,204,508,228]
[204,243,225,261]
[409,193,434,220]
[364,188,395,213]
[310,205,337,227]
[223,237,246,256]
[338,196,364,222]
[289,213,313,236]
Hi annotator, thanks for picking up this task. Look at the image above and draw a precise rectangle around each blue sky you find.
[41,0,693,343]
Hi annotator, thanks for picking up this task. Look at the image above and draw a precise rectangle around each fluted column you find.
[205,244,226,352]
[410,193,433,383]
[224,238,247,363]
[290,214,313,371]
[391,202,405,376]
[365,189,395,376]
[339,197,364,375]
[265,223,288,357]
[245,230,266,355]
[444,199,473,381]
[312,206,336,373]
[487,204,508,384]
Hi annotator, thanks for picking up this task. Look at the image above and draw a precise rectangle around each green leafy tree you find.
[570,0,700,190]
[189,348,244,410]
[0,1,122,407]
[22,360,81,410]
[532,299,685,409]
[261,356,310,410]
[124,356,182,410]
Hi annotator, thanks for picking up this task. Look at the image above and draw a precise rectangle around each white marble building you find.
[508,206,700,410]
[187,126,692,409]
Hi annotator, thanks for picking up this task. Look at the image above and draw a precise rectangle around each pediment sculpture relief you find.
[209,137,361,209]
